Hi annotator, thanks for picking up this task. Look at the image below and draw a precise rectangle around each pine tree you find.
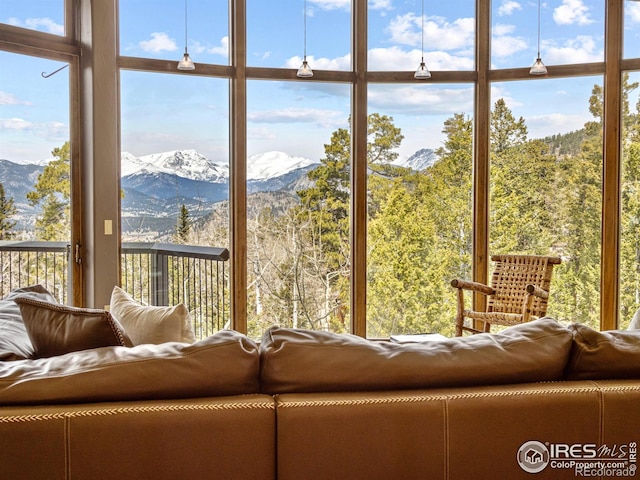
[27,141,71,241]
[367,113,474,337]
[0,182,17,240]
[293,113,404,329]
[175,204,191,243]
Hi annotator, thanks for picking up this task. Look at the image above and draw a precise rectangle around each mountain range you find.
[0,148,437,238]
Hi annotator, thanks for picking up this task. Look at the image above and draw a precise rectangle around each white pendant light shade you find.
[529,57,547,75]
[414,60,431,79]
[297,59,314,78]
[178,51,195,70]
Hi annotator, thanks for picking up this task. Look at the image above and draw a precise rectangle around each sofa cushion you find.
[566,322,640,380]
[0,285,58,361]
[109,285,196,345]
[259,317,573,394]
[0,330,260,405]
[14,297,134,358]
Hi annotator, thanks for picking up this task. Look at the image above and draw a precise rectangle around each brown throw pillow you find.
[0,285,58,361]
[14,297,133,358]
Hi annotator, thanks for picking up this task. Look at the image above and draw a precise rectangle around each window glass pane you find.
[366,83,474,338]
[369,0,474,71]
[491,0,604,69]
[0,51,70,301]
[620,71,640,329]
[490,77,603,328]
[1,0,65,35]
[119,0,229,65]
[120,71,230,336]
[625,0,640,59]
[247,0,351,71]
[246,80,351,338]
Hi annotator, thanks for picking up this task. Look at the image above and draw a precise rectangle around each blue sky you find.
[2,0,640,165]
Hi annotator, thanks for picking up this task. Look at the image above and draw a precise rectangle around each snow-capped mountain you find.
[121,150,228,182]
[0,147,439,237]
[118,150,321,235]
[121,150,318,183]
[246,151,317,180]
[394,148,438,171]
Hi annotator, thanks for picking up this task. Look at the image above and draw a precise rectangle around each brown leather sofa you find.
[2,315,640,480]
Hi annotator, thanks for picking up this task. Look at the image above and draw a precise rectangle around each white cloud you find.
[626,3,640,23]
[285,43,473,74]
[209,36,229,56]
[0,118,68,140]
[285,54,351,71]
[527,112,590,138]
[0,118,34,131]
[369,85,474,115]
[491,23,530,63]
[248,107,344,129]
[0,91,31,106]
[192,37,229,57]
[309,0,391,11]
[368,46,473,71]
[492,32,529,58]
[544,35,602,64]
[139,32,178,53]
[25,17,65,35]
[498,1,522,16]
[309,0,349,10]
[386,14,474,51]
[553,0,593,26]
[6,17,64,35]
[493,24,516,36]
[490,86,523,109]
[369,0,392,10]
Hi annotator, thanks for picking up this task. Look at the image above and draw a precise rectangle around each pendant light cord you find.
[303,0,308,59]
[184,0,189,53]
[537,0,541,58]
[421,0,425,62]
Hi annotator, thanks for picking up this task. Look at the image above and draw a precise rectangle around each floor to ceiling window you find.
[0,2,79,304]
[245,80,351,337]
[3,0,636,333]
[618,1,640,328]
[366,83,474,338]
[489,77,603,328]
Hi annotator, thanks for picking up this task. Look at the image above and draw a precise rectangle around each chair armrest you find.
[450,279,495,296]
[525,284,549,299]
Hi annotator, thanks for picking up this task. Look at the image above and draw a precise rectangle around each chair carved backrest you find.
[487,254,561,318]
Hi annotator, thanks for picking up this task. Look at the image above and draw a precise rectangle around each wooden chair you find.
[450,254,561,336]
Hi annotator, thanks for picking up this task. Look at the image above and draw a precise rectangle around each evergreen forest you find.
[193,77,640,337]
[7,77,640,338]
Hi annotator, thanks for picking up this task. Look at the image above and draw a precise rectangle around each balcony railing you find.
[0,241,229,340]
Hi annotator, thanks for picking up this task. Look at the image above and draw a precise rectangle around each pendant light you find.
[297,0,313,78]
[177,0,195,71]
[529,0,547,75]
[414,0,431,79]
